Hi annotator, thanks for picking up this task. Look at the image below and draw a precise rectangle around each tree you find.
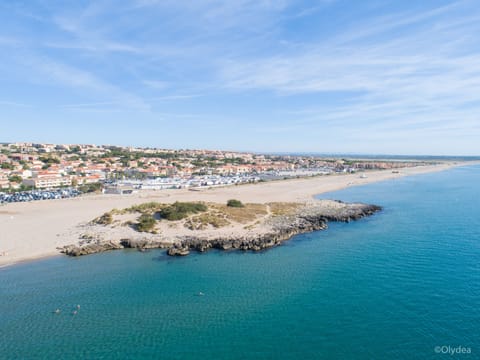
[78,182,103,193]
[19,184,33,192]
[8,175,22,183]
[39,156,60,165]
[69,146,81,154]
[1,163,14,170]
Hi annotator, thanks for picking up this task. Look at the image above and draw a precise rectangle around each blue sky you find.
[1,0,479,155]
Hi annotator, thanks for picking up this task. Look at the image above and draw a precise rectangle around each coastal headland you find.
[0,162,466,267]
[59,200,381,257]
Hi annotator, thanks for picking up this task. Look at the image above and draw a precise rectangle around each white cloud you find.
[217,1,480,147]
[0,36,21,47]
[44,41,141,54]
[22,55,150,111]
[142,80,169,90]
[2,0,479,154]
[0,100,31,108]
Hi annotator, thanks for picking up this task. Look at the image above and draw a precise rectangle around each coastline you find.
[0,161,472,268]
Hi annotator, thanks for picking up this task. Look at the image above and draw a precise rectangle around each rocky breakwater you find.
[165,201,381,256]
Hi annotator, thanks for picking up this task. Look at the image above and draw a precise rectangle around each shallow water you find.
[1,165,479,359]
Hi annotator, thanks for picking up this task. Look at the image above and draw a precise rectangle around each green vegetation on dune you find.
[92,212,113,225]
[227,199,244,208]
[136,214,156,232]
[126,202,165,214]
[159,202,208,221]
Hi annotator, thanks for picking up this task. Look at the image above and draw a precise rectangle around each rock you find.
[220,243,232,250]
[120,238,147,248]
[167,247,190,256]
[60,241,123,256]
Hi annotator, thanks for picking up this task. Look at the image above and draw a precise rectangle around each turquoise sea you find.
[1,165,479,359]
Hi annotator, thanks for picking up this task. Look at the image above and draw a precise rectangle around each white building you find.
[22,176,72,189]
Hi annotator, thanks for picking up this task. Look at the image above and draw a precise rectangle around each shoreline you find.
[0,161,475,268]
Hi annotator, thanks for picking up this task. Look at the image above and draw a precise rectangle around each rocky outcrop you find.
[165,202,381,256]
[120,238,171,250]
[59,238,172,256]
[60,240,123,256]
[298,202,382,223]
[59,201,382,257]
[167,246,190,256]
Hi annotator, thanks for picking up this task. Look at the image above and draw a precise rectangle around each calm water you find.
[1,166,479,359]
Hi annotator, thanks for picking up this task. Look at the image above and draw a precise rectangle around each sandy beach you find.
[0,162,467,267]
